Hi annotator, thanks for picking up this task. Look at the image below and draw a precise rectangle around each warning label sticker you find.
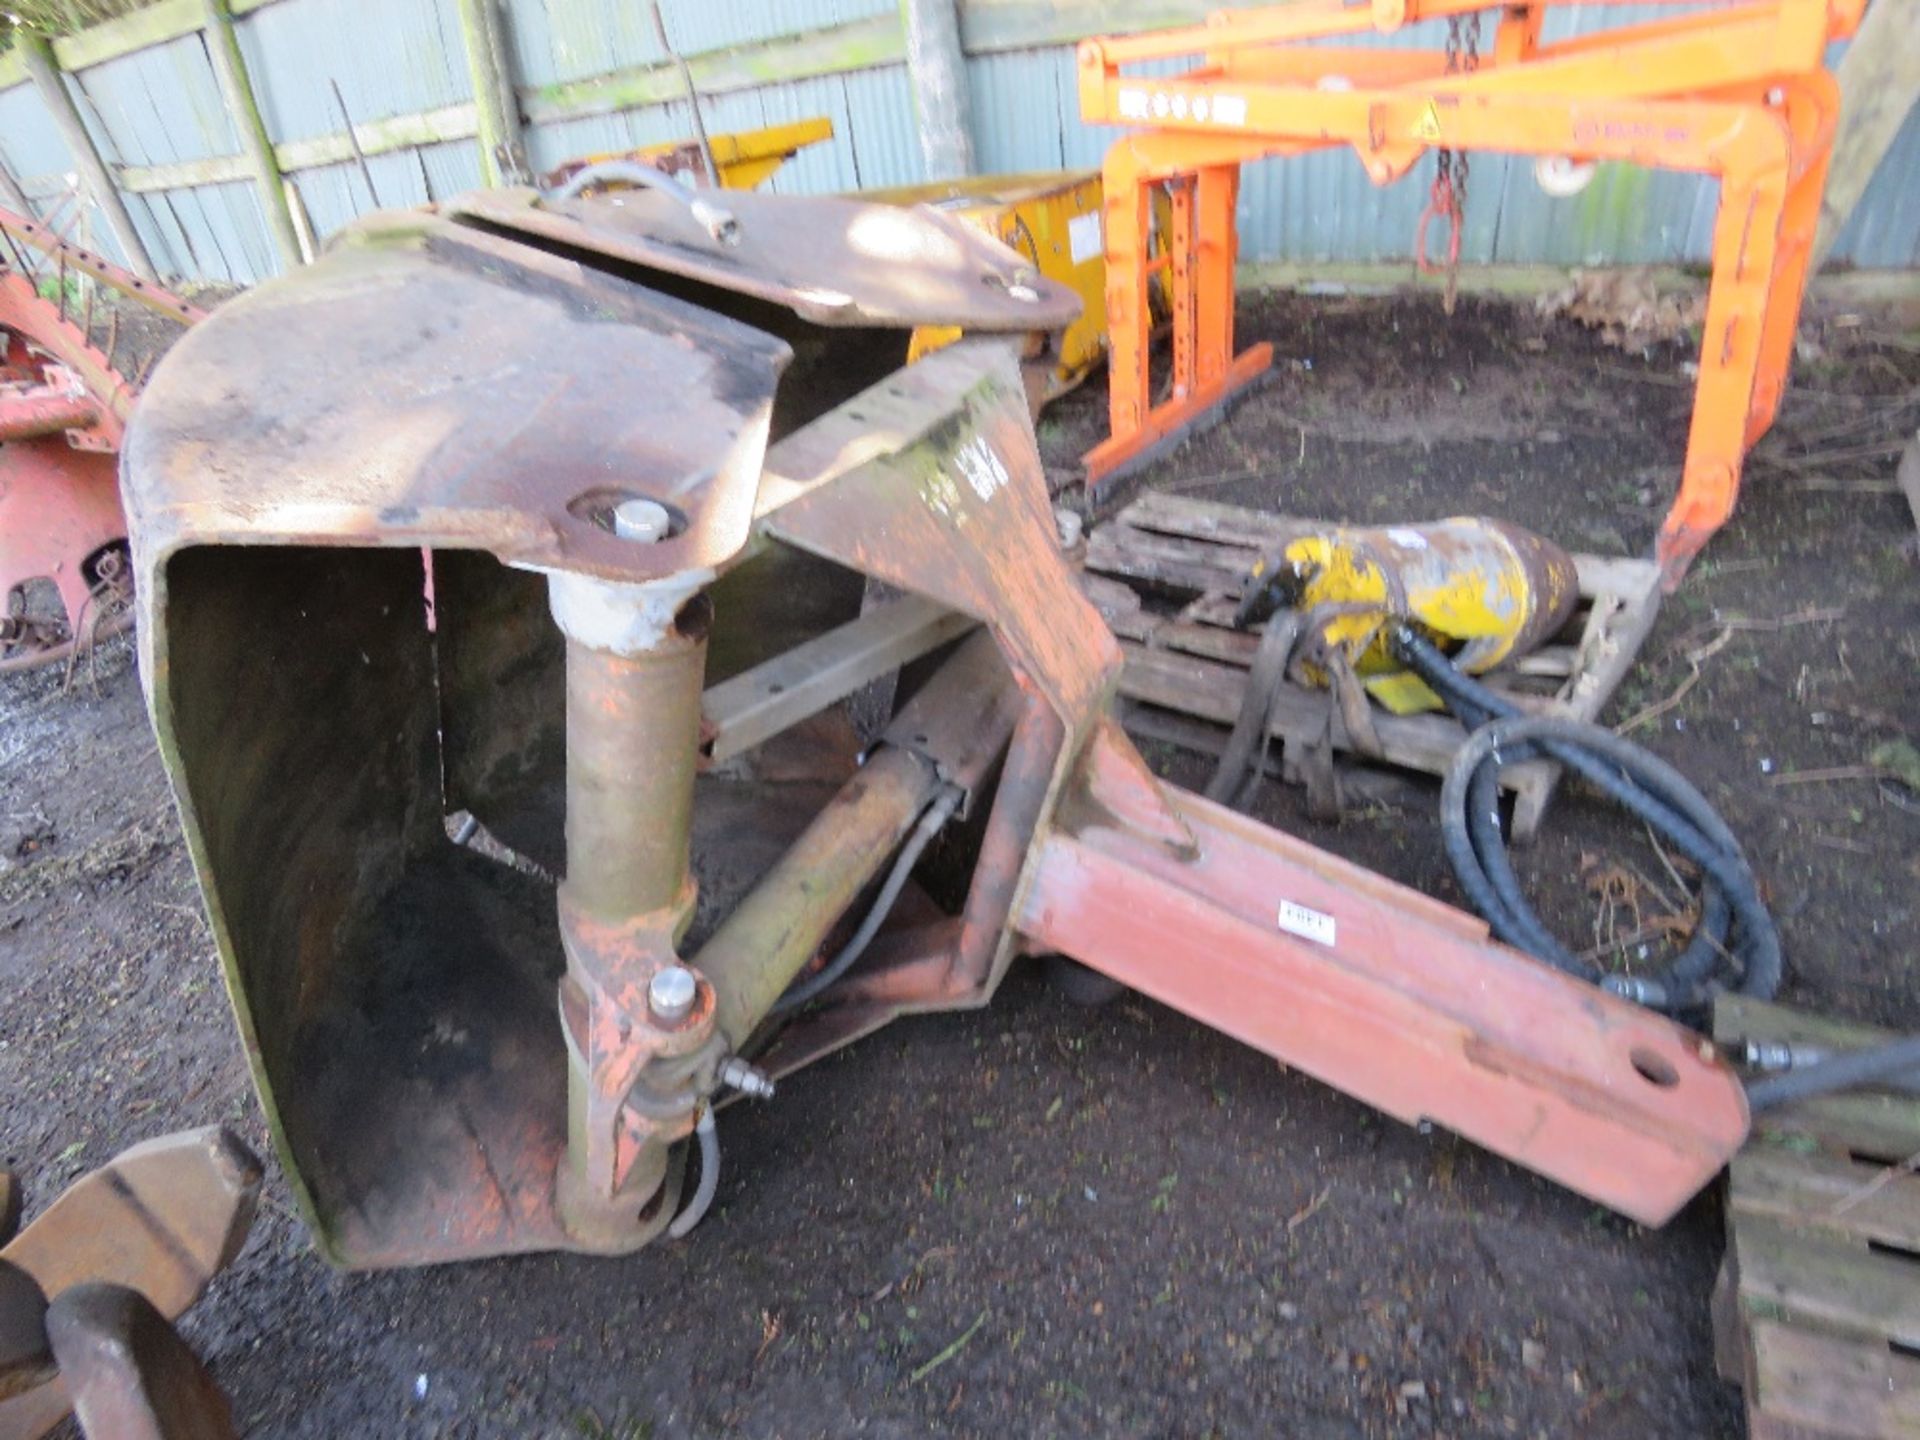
[1277,899,1337,948]
[1068,210,1103,267]
[1411,100,1444,142]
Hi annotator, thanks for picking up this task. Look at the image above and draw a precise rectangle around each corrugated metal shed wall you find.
[0,0,1912,283]
[237,0,479,254]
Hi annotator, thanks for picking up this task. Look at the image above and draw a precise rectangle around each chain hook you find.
[1414,11,1482,316]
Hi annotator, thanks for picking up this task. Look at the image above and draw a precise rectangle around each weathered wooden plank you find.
[1732,1148,1920,1252]
[1812,0,1920,269]
[17,31,156,282]
[904,0,975,178]
[1559,554,1663,721]
[116,104,481,194]
[1119,491,1315,551]
[203,0,301,271]
[114,153,253,193]
[1085,523,1255,595]
[1745,1318,1920,1439]
[1751,1095,1920,1168]
[1182,592,1251,628]
[1117,641,1546,788]
[1713,1254,1747,1385]
[277,103,478,173]
[455,0,520,186]
[1111,611,1262,666]
[1735,1217,1920,1346]
[521,14,904,127]
[50,0,203,72]
[960,0,1269,56]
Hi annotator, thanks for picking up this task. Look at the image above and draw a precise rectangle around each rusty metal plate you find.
[47,1285,237,1440]
[0,1127,260,1438]
[759,340,1120,727]
[448,187,1081,332]
[124,217,790,584]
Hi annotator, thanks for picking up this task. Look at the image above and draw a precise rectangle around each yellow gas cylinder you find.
[1235,518,1580,714]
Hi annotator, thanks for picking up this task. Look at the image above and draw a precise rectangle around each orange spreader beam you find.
[1077,0,1865,588]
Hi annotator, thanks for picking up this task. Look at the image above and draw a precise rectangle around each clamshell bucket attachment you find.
[124,186,1747,1269]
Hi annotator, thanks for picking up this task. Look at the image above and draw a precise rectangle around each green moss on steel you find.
[895,376,1008,529]
[143,577,344,1267]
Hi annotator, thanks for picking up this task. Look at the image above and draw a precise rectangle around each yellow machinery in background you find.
[553,119,1153,410]
[1234,518,1581,715]
[860,171,1118,405]
[541,117,837,195]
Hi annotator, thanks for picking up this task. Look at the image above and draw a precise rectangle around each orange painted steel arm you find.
[1086,0,1856,68]
[1077,0,1851,580]
[1016,724,1749,1227]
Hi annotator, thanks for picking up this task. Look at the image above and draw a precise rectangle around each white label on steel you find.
[1068,211,1103,267]
[1118,88,1151,120]
[1277,899,1337,947]
[1213,95,1249,126]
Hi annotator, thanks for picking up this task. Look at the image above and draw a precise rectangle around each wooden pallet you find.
[1083,492,1664,840]
[1712,995,1920,1440]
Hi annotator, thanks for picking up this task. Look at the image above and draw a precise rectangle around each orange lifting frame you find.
[1077,0,1865,587]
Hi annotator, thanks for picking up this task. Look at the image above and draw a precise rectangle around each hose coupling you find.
[1603,974,1669,1009]
[718,1056,776,1100]
[1742,1039,1797,1072]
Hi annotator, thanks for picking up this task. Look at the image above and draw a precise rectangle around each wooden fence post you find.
[0,160,31,218]
[900,0,975,179]
[1812,0,1920,270]
[16,30,157,281]
[455,0,528,185]
[201,0,303,271]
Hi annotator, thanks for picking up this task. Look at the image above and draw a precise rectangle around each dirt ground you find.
[2,281,1917,1439]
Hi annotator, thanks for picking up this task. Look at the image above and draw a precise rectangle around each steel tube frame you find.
[548,573,715,1251]
[0,391,98,442]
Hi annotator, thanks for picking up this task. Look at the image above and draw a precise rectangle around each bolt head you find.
[648,965,698,1021]
[612,497,672,543]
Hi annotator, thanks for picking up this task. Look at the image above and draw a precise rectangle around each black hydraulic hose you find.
[1745,1036,1920,1112]
[1392,625,1780,1014]
[771,784,964,1015]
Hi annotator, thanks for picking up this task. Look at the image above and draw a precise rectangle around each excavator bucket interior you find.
[123,183,1749,1271]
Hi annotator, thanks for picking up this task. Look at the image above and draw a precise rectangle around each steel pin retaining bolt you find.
[612,497,672,543]
[648,965,698,1023]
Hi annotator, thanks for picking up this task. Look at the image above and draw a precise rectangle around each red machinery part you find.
[0,206,201,670]
[0,441,128,674]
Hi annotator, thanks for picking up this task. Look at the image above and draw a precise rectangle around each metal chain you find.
[1432,12,1483,314]
[1450,14,1480,222]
